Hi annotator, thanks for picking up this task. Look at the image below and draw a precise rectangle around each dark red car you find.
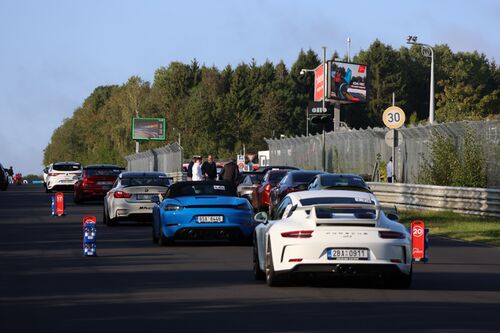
[251,169,288,212]
[73,164,124,203]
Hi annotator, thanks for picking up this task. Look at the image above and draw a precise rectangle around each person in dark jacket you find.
[220,159,239,187]
[186,157,196,181]
[201,155,217,180]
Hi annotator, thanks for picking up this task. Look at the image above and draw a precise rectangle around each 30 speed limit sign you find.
[382,106,406,129]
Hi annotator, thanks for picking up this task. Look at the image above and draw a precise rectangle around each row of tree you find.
[43,40,499,166]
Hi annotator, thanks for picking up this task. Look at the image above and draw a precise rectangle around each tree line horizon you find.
[43,39,499,166]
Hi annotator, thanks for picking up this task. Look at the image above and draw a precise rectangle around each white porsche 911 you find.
[252,190,412,288]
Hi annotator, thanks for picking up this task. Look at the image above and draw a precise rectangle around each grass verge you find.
[398,209,500,247]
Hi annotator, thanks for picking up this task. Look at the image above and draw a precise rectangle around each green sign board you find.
[132,118,166,141]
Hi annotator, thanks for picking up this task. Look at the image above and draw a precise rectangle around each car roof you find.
[84,164,124,169]
[318,173,365,179]
[286,189,375,205]
[260,166,299,171]
[120,171,167,178]
[287,170,323,176]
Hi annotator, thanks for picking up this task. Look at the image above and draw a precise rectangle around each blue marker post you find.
[82,215,97,257]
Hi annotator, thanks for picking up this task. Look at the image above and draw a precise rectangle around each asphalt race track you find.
[1,185,500,333]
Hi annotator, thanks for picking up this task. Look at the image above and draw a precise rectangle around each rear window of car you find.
[315,207,376,219]
[268,171,287,182]
[291,172,321,183]
[121,177,170,187]
[321,175,368,188]
[169,183,235,197]
[300,197,374,206]
[85,169,122,177]
[53,164,81,171]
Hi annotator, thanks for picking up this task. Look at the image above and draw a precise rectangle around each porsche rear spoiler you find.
[297,203,380,226]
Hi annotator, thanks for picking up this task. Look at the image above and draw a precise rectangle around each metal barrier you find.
[368,182,500,218]
[125,143,183,173]
[266,120,500,188]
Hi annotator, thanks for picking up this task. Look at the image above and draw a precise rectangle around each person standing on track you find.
[386,157,393,183]
[7,166,14,184]
[219,159,239,187]
[201,154,217,181]
[192,157,203,181]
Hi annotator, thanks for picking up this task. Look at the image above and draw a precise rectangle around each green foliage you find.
[43,44,499,167]
[419,127,487,187]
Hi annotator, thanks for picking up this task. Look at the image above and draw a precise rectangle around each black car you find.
[0,163,8,191]
[308,173,371,192]
[269,170,324,215]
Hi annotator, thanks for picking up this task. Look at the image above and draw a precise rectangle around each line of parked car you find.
[42,161,412,289]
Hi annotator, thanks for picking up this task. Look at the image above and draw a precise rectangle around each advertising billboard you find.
[314,64,325,102]
[329,61,368,103]
[132,118,166,140]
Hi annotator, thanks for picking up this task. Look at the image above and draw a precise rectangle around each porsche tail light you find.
[379,230,405,239]
[114,191,133,199]
[289,258,303,262]
[281,230,314,238]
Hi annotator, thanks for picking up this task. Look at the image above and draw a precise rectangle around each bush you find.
[419,127,487,187]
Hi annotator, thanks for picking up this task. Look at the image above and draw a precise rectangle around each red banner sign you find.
[411,220,425,261]
[314,64,325,102]
[55,192,64,216]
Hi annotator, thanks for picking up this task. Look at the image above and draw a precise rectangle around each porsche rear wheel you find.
[265,238,288,287]
[253,235,265,281]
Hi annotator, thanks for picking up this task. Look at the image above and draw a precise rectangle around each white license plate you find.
[136,194,152,200]
[97,181,113,185]
[328,248,369,260]
[196,215,224,223]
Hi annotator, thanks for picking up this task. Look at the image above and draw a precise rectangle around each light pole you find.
[300,46,328,172]
[347,37,351,62]
[300,68,315,137]
[406,35,435,125]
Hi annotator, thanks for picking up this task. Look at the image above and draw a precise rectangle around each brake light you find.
[289,258,303,262]
[281,230,314,238]
[379,231,405,239]
[82,178,95,186]
[264,184,272,192]
[114,191,132,198]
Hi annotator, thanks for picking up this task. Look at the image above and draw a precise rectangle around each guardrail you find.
[166,172,186,183]
[368,182,500,218]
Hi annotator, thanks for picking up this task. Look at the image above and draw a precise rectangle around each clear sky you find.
[0,0,498,175]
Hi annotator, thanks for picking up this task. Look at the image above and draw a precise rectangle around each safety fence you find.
[368,182,500,218]
[266,120,500,188]
[124,143,183,174]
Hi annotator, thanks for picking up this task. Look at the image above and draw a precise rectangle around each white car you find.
[253,190,412,288]
[103,171,172,226]
[45,162,82,192]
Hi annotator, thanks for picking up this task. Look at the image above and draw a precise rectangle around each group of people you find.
[186,155,240,186]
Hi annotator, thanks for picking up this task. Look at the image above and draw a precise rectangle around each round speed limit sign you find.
[382,106,406,129]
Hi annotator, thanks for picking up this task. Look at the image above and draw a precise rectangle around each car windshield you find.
[85,169,122,176]
[320,175,368,189]
[169,183,235,197]
[249,174,264,184]
[53,163,81,171]
[121,177,170,187]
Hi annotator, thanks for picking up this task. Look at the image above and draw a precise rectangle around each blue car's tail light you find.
[164,204,183,211]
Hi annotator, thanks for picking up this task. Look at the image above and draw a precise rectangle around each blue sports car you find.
[152,181,255,245]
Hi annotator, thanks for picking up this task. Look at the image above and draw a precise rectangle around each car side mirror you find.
[254,211,268,224]
[151,195,161,204]
[386,213,399,221]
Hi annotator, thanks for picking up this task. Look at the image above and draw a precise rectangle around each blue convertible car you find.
[152,181,255,245]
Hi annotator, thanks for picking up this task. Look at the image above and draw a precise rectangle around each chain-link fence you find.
[266,120,500,188]
[124,143,183,174]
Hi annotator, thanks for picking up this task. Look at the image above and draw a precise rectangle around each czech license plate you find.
[97,181,113,185]
[328,248,369,260]
[196,215,224,223]
[136,194,152,200]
